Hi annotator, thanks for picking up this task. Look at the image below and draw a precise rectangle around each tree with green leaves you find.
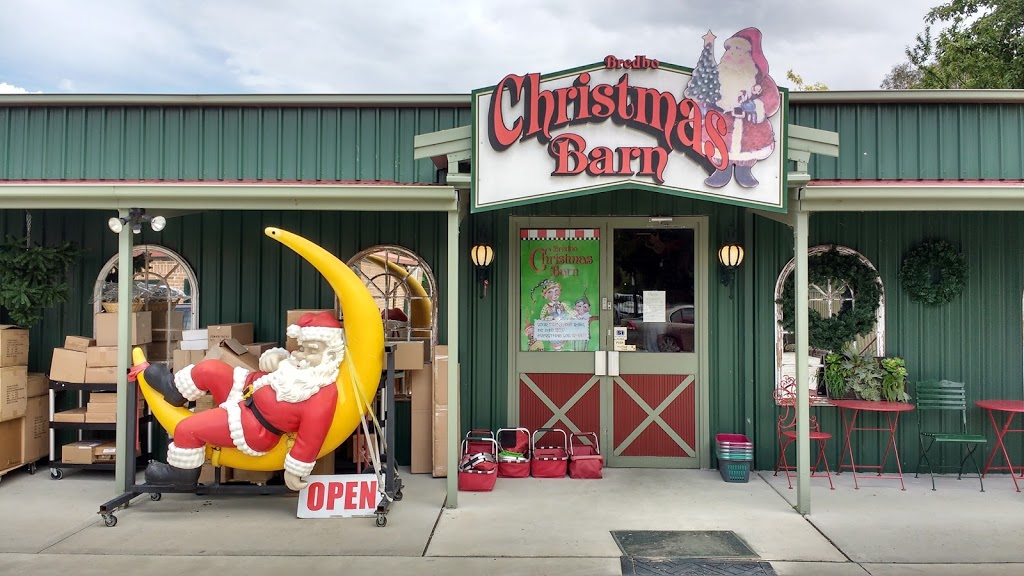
[786,70,829,91]
[882,0,1024,89]
[0,235,83,327]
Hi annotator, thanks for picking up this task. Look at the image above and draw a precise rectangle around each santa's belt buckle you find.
[242,384,254,399]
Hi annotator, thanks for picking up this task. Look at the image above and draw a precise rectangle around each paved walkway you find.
[0,465,1021,575]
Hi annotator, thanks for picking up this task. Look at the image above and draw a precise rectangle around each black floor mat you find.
[621,557,778,575]
[611,530,759,559]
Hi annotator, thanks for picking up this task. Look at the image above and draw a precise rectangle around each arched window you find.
[774,245,885,397]
[93,245,199,364]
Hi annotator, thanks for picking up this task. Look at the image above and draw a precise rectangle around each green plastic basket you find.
[718,457,751,483]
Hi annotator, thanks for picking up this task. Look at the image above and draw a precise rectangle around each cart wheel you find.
[28,462,37,475]
[393,490,403,501]
[375,514,387,527]
[150,492,162,501]
[103,514,117,527]
[50,468,63,480]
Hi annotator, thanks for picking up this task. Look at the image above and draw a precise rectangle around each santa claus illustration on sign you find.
[141,310,345,491]
[686,27,781,189]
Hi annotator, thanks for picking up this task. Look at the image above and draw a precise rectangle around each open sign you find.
[297,475,384,518]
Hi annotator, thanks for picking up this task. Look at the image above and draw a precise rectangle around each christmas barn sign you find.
[471,28,788,212]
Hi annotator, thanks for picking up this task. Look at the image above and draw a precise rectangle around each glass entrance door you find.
[606,219,704,468]
[511,216,707,469]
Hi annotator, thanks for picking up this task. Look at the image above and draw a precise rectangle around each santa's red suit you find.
[161,311,344,480]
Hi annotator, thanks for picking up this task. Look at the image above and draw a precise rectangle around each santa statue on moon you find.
[701,27,781,189]
[141,310,345,491]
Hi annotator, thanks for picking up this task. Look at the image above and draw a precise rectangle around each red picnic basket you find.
[496,427,531,478]
[458,430,498,492]
[568,432,604,479]
[530,428,569,478]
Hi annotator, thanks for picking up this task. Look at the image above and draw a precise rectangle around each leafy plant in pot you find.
[0,235,83,327]
[825,347,910,402]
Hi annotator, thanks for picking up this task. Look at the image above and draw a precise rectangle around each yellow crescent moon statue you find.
[364,254,432,340]
[135,227,384,471]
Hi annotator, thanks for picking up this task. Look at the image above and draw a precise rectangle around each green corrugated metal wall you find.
[752,211,1024,473]
[0,105,469,182]
[3,99,1023,475]
[791,103,1024,180]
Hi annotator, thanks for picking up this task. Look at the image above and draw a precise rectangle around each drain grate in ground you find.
[621,557,777,576]
[611,530,759,560]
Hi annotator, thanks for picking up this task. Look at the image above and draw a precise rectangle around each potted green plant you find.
[823,352,853,400]
[0,235,83,327]
[880,356,911,402]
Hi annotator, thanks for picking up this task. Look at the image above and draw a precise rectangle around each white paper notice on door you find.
[642,291,666,323]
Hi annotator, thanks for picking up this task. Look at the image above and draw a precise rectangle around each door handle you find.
[608,351,620,377]
[595,351,607,376]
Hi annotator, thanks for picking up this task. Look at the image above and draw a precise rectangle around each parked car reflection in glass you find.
[622,304,695,353]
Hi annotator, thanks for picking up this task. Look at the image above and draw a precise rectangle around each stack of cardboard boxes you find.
[404,340,454,478]
[147,304,185,364]
[0,326,48,473]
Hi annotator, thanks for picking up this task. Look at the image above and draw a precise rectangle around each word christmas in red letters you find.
[486,68,731,185]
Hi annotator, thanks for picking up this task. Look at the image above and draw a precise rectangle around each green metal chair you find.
[914,379,987,491]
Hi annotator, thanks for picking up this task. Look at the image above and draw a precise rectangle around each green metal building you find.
[1,78,1023,511]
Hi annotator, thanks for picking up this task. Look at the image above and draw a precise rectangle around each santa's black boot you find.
[144,461,201,489]
[144,442,205,489]
[704,164,734,188]
[734,164,760,188]
[143,363,187,407]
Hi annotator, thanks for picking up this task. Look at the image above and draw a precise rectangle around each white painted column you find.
[794,209,811,514]
[446,208,460,508]
[115,208,132,494]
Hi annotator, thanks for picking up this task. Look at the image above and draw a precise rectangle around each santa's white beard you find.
[716,57,758,110]
[253,356,342,404]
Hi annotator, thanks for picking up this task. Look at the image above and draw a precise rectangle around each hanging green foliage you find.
[898,239,968,306]
[0,235,84,327]
[778,247,883,353]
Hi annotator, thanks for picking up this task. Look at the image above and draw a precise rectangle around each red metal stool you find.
[774,376,835,490]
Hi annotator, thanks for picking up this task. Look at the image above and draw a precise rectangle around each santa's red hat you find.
[287,311,345,353]
[726,27,769,82]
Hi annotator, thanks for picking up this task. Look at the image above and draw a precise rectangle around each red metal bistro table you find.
[831,400,915,490]
[975,400,1024,492]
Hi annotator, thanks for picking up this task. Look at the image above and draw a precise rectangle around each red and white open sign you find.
[297,475,384,519]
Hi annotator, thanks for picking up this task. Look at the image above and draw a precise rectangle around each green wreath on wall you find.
[898,239,968,306]
[779,247,883,353]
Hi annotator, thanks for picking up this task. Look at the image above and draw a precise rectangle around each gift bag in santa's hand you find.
[703,27,781,190]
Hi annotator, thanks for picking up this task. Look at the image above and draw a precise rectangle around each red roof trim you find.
[808,179,1024,187]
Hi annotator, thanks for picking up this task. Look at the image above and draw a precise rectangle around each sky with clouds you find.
[0,0,940,95]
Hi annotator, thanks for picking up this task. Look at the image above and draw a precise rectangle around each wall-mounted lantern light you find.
[718,235,744,297]
[471,244,495,298]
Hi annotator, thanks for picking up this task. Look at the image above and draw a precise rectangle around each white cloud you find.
[0,81,41,94]
[0,0,938,93]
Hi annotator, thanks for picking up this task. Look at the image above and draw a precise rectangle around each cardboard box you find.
[64,335,95,352]
[85,366,118,384]
[146,341,178,361]
[199,463,231,485]
[0,418,22,469]
[286,309,335,351]
[26,373,48,398]
[246,342,278,357]
[173,349,207,373]
[182,329,208,340]
[393,341,425,371]
[89,392,116,403]
[409,366,433,413]
[20,395,48,463]
[410,409,432,474]
[53,407,87,422]
[208,323,254,348]
[94,312,153,347]
[204,339,259,371]
[86,346,118,367]
[180,339,209,351]
[85,412,116,423]
[232,468,275,484]
[152,310,185,330]
[87,402,117,414]
[92,441,118,462]
[312,450,335,475]
[153,329,183,342]
[61,441,102,464]
[0,326,29,368]
[50,348,87,383]
[432,406,448,478]
[433,348,449,407]
[1,366,28,422]
[194,395,216,412]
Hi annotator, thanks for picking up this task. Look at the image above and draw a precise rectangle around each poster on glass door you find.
[520,229,600,352]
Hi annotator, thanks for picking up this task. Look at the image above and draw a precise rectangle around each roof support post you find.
[115,208,132,495]
[794,208,811,515]
[445,208,460,508]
